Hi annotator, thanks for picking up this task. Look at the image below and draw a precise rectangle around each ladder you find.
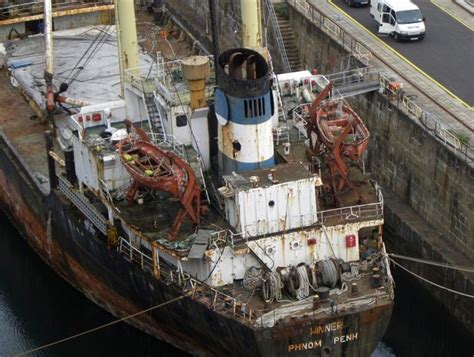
[144,92,166,139]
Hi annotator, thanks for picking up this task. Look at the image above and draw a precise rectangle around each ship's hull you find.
[0,133,393,356]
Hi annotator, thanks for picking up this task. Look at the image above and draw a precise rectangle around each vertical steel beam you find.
[45,130,58,190]
[208,0,220,83]
[240,0,263,48]
[115,0,139,98]
[44,0,53,76]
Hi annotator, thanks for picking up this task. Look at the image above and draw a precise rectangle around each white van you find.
[370,0,426,41]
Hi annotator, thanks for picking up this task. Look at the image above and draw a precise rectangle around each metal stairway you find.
[264,0,292,73]
[274,14,303,71]
[144,92,166,137]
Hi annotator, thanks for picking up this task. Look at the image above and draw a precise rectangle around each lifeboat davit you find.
[306,83,370,205]
[118,120,201,241]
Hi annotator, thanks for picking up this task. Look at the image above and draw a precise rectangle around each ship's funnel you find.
[181,56,210,110]
[214,48,274,176]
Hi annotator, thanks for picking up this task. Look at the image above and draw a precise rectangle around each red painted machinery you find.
[118,120,201,241]
[306,83,370,206]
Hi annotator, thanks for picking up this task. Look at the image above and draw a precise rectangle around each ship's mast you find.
[44,0,55,126]
[114,0,139,98]
[240,0,263,49]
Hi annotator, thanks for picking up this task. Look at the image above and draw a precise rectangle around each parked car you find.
[344,0,370,7]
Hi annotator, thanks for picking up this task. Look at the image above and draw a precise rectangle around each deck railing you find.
[115,236,255,324]
[57,176,108,235]
[147,132,186,159]
[118,237,153,271]
[208,184,383,245]
[317,183,383,225]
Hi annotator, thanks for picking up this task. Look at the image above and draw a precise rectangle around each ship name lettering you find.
[334,332,359,344]
[309,320,343,335]
[288,340,322,352]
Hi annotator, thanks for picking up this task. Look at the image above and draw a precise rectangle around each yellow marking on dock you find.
[430,0,474,31]
[327,0,473,110]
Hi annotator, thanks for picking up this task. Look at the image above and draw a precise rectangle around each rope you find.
[390,259,474,299]
[14,294,189,356]
[262,271,285,303]
[295,265,318,300]
[388,253,474,273]
[243,266,263,290]
[320,259,338,288]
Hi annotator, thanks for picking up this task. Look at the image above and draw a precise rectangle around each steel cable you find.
[390,258,474,299]
[14,293,190,356]
[388,253,474,273]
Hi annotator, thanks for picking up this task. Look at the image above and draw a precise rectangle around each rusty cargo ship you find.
[0,0,394,355]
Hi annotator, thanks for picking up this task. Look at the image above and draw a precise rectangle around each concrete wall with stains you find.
[165,0,285,72]
[165,0,241,53]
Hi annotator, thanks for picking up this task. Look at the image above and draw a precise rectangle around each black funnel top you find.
[217,48,269,98]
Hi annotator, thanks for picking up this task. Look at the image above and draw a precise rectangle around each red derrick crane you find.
[118,120,201,241]
[306,83,370,206]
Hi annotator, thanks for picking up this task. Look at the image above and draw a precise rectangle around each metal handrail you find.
[118,237,153,270]
[147,132,186,159]
[116,236,256,323]
[379,73,472,159]
[325,66,379,85]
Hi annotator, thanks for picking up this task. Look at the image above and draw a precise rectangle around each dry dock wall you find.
[165,0,473,334]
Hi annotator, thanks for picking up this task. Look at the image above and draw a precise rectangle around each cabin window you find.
[176,114,187,127]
